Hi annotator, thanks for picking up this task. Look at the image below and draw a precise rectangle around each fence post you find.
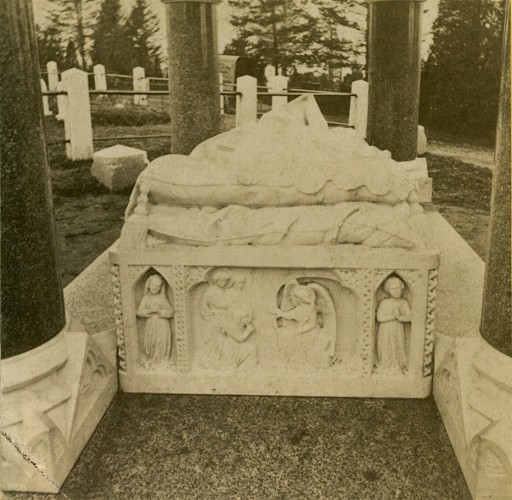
[94,64,107,91]
[219,72,225,116]
[236,75,257,127]
[40,79,52,116]
[55,81,67,121]
[133,66,146,105]
[47,61,61,118]
[141,77,149,106]
[269,74,288,110]
[61,68,93,161]
[47,61,59,91]
[349,80,369,139]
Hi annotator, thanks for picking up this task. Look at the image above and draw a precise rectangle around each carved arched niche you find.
[188,267,255,368]
[373,272,413,375]
[275,274,357,368]
[133,267,176,370]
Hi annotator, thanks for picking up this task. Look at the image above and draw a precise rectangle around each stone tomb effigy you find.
[110,96,440,397]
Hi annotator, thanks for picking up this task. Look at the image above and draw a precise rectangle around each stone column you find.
[366,0,424,161]
[0,0,66,358]
[480,3,511,357]
[161,0,221,155]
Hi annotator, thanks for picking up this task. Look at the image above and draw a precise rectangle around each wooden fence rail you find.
[41,61,369,161]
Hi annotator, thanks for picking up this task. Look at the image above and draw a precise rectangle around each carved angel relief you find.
[274,279,336,369]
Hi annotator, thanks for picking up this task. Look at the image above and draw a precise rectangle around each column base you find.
[434,335,512,499]
[1,321,118,493]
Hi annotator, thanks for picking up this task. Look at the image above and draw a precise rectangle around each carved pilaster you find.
[173,265,190,372]
[361,269,374,376]
[111,265,127,372]
[423,269,438,376]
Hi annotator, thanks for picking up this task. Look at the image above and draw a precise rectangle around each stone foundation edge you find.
[119,371,432,398]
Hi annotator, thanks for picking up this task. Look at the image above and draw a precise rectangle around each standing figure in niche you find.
[137,274,174,370]
[203,303,257,370]
[375,276,411,374]
[201,268,233,322]
[274,280,335,369]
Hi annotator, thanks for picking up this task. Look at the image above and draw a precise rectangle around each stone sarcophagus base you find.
[110,244,439,398]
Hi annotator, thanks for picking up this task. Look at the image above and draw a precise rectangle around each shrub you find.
[91,104,170,126]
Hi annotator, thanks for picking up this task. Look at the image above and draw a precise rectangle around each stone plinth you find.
[92,145,149,193]
[110,242,440,398]
[0,0,66,358]
[434,337,512,500]
[161,0,221,154]
[366,0,424,161]
[1,324,118,493]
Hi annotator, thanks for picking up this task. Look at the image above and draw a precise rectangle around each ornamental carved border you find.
[360,269,374,376]
[111,264,127,372]
[423,268,438,377]
[173,265,189,372]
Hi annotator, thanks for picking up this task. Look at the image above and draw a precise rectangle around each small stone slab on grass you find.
[91,144,148,193]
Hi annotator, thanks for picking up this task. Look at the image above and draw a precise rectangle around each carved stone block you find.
[110,244,439,397]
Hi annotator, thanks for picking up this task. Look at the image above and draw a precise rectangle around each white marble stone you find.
[46,61,59,92]
[92,144,149,193]
[0,322,118,493]
[418,209,511,499]
[61,68,93,161]
[349,80,369,140]
[434,337,512,500]
[269,74,289,110]
[112,96,440,397]
[133,66,147,106]
[93,64,107,91]
[110,242,439,397]
[235,75,258,126]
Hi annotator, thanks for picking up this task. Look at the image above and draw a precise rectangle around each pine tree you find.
[298,0,362,71]
[36,23,64,69]
[224,0,364,74]
[47,0,97,69]
[91,0,131,74]
[63,41,80,69]
[124,0,162,75]
[420,0,505,136]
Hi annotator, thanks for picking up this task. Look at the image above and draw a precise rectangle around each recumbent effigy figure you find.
[112,94,439,397]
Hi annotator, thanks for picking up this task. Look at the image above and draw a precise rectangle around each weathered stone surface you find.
[112,94,440,397]
[480,5,511,357]
[162,0,221,154]
[366,0,424,161]
[434,336,512,500]
[91,144,148,193]
[64,246,117,335]
[1,327,117,493]
[0,0,66,358]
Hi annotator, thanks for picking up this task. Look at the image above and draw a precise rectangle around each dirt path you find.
[428,139,495,170]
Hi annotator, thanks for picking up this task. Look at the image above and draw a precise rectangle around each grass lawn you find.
[43,115,493,287]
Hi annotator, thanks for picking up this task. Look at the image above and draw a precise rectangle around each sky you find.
[33,0,439,62]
